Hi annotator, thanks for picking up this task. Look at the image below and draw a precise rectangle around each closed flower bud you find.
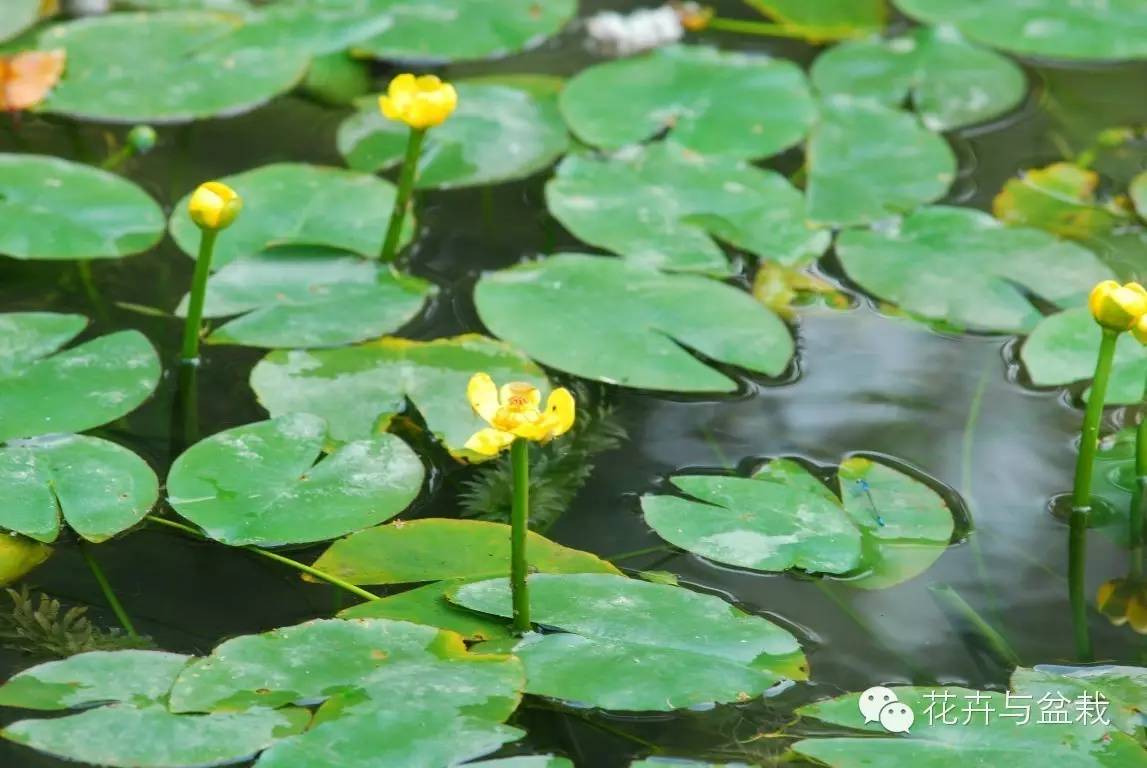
[1133,313,1147,345]
[0,534,51,587]
[188,181,242,231]
[127,124,157,155]
[378,73,458,130]
[1088,280,1147,331]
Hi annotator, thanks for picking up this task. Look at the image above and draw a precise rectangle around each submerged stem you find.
[180,228,218,364]
[1131,382,1147,579]
[511,437,531,634]
[78,542,139,639]
[380,126,425,264]
[1069,327,1119,661]
[146,515,380,603]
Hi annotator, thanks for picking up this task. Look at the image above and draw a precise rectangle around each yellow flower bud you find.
[1088,280,1147,331]
[0,535,51,587]
[676,2,714,31]
[1133,313,1147,345]
[188,181,242,231]
[378,73,458,130]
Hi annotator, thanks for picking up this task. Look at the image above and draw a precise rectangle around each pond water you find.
[2,1,1147,766]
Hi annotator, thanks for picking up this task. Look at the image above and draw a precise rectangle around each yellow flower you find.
[1097,577,1147,634]
[379,73,458,130]
[464,373,575,457]
[676,2,714,31]
[0,535,51,587]
[189,181,242,231]
[1088,280,1147,331]
[1133,313,1147,345]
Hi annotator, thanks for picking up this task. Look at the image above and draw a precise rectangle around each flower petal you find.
[388,73,417,97]
[468,373,500,424]
[543,387,576,437]
[464,427,515,457]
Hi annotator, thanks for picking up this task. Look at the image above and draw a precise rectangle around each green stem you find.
[606,544,672,563]
[146,515,380,603]
[929,584,1020,668]
[1069,327,1119,661]
[511,437,530,634]
[78,543,139,639]
[100,145,133,171]
[707,16,840,40]
[180,228,218,364]
[1131,380,1147,579]
[379,126,425,264]
[76,261,107,320]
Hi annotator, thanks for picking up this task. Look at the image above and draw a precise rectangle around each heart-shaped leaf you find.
[340,580,513,642]
[0,154,164,261]
[1011,665,1147,736]
[837,206,1113,332]
[339,77,568,189]
[175,247,436,349]
[37,12,309,123]
[312,518,621,585]
[169,163,413,270]
[811,25,1026,131]
[249,334,549,455]
[167,413,423,547]
[894,0,1147,61]
[0,651,191,711]
[545,142,830,273]
[560,45,816,160]
[474,253,794,393]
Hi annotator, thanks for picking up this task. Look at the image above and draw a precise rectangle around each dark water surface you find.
[2,1,1147,765]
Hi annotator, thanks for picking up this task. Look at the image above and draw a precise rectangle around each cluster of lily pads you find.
[2,0,1147,766]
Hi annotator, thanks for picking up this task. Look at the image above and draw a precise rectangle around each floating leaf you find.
[175,247,436,349]
[745,0,885,40]
[4,705,309,768]
[340,580,513,642]
[560,45,816,161]
[167,413,423,547]
[894,0,1147,61]
[471,759,573,768]
[807,97,956,227]
[451,573,807,711]
[811,26,1026,131]
[0,154,164,261]
[1021,307,1147,405]
[0,434,159,543]
[313,519,620,585]
[36,12,309,123]
[545,142,829,273]
[169,163,412,270]
[0,650,190,710]
[249,335,549,455]
[793,685,1147,767]
[631,760,753,768]
[0,313,161,441]
[339,78,569,189]
[1012,665,1147,736]
[0,0,40,44]
[474,253,794,393]
[994,162,1131,239]
[837,206,1113,332]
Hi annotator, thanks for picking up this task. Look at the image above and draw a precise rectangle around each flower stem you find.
[78,542,139,639]
[1069,327,1119,661]
[146,515,380,603]
[380,126,425,264]
[510,437,531,634]
[180,228,218,364]
[705,16,842,40]
[1131,380,1147,579]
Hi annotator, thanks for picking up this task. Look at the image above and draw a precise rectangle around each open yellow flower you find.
[189,181,242,231]
[1088,280,1147,331]
[379,73,458,130]
[465,373,575,457]
[1097,577,1147,634]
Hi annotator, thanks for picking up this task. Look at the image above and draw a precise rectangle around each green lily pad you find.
[745,0,885,40]
[37,12,309,123]
[0,154,165,261]
[175,247,436,349]
[0,651,191,711]
[1021,307,1147,405]
[807,97,956,227]
[1012,665,1147,735]
[249,334,549,456]
[793,686,1147,767]
[312,518,621,585]
[168,617,469,712]
[545,142,830,273]
[451,573,808,710]
[169,163,412,270]
[810,26,1026,131]
[225,3,394,58]
[837,206,1113,333]
[559,45,816,160]
[1131,171,1147,220]
[0,313,161,441]
[340,580,513,642]
[471,758,573,767]
[641,462,864,575]
[474,253,794,393]
[994,163,1132,240]
[631,760,753,768]
[166,413,423,547]
[350,0,577,63]
[338,78,569,189]
[0,434,158,543]
[894,0,1147,61]
[4,705,309,768]
[0,0,40,44]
